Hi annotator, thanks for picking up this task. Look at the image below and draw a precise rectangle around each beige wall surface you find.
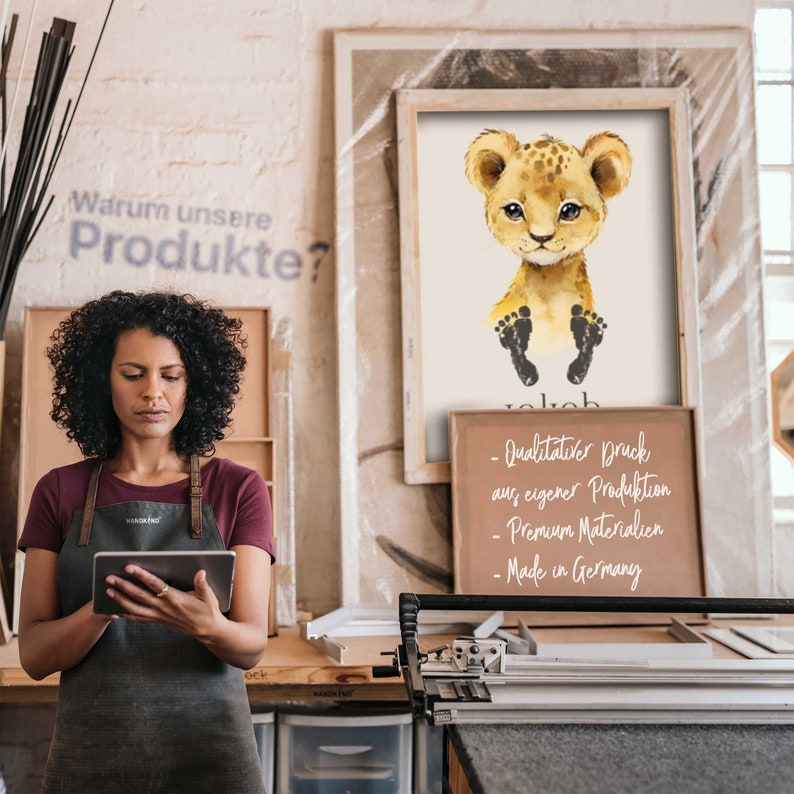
[0,0,756,617]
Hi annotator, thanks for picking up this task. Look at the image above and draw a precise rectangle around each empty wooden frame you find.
[13,306,282,636]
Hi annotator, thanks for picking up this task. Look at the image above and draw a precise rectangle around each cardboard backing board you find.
[450,407,706,626]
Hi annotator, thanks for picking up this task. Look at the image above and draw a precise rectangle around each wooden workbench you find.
[0,616,786,704]
[0,625,408,703]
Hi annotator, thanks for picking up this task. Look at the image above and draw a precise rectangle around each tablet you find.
[93,550,236,614]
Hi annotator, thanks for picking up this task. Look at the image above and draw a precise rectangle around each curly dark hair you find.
[48,290,247,459]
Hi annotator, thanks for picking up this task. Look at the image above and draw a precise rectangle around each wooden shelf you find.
[13,306,286,638]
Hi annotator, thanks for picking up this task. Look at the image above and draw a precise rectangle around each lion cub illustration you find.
[465,130,631,385]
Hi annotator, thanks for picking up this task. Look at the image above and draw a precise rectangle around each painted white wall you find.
[0,0,755,616]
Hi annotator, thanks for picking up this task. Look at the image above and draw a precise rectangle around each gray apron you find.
[42,457,266,794]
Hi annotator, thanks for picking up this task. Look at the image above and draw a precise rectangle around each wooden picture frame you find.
[13,306,287,636]
[0,341,9,643]
[449,406,705,624]
[396,87,699,484]
[334,28,771,606]
[771,348,794,465]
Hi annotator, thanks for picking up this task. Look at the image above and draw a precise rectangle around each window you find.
[755,3,794,509]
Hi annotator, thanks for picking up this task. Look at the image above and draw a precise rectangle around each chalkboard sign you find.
[450,407,705,623]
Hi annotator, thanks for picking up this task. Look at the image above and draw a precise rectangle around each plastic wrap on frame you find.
[334,30,772,605]
[271,315,297,626]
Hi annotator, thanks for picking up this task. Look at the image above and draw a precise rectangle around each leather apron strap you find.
[78,455,203,546]
[78,461,103,547]
[189,453,202,539]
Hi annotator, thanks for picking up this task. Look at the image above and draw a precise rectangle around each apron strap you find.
[78,461,103,547]
[189,454,202,539]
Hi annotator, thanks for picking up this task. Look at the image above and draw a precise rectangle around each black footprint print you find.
[568,304,607,384]
[495,306,538,386]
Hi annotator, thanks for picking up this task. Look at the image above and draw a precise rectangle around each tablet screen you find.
[93,550,236,614]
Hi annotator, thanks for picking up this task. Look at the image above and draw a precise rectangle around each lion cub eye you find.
[503,202,525,221]
[559,202,581,221]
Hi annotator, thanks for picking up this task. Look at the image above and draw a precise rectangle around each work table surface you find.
[447,722,794,794]
[0,617,785,703]
[437,615,794,793]
[0,625,408,703]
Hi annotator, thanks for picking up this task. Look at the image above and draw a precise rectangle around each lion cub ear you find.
[465,129,522,194]
[580,131,632,200]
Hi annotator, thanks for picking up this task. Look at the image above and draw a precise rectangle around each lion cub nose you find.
[529,232,554,244]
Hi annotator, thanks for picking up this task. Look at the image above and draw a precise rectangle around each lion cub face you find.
[465,130,632,267]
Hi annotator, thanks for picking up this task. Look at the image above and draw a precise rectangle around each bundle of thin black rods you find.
[0,3,114,337]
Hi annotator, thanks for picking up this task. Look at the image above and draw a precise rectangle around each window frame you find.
[755,1,794,513]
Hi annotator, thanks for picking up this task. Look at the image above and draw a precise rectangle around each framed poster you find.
[334,29,771,607]
[450,406,705,623]
[397,88,698,483]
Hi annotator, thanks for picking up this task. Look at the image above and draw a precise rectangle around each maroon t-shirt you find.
[18,457,275,561]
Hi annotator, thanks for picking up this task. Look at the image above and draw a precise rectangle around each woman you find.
[18,291,274,793]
